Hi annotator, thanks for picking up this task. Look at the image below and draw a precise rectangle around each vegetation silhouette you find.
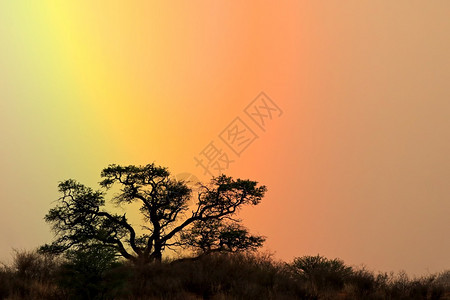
[39,163,266,264]
[291,255,353,296]
[1,250,449,299]
[1,163,448,299]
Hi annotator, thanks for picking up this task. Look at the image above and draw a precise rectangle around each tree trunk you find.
[150,245,162,262]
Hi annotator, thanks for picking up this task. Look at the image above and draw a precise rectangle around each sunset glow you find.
[1,1,449,275]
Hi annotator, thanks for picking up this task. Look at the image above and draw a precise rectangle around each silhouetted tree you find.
[40,163,266,263]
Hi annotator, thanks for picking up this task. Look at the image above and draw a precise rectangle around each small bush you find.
[0,249,63,299]
[58,245,124,299]
[291,255,353,298]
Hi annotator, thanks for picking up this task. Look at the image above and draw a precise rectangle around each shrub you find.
[291,255,353,298]
[0,249,63,299]
[58,245,124,299]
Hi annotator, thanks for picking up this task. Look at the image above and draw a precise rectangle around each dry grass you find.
[0,250,449,299]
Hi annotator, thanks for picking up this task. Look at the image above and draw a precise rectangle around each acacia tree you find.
[40,163,266,263]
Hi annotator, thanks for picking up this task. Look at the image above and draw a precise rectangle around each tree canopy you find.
[40,163,267,263]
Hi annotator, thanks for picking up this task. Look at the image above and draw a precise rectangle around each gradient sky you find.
[1,1,449,275]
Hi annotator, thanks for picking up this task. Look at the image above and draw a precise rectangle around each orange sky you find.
[0,1,449,275]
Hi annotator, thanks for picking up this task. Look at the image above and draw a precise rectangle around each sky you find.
[1,1,449,276]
